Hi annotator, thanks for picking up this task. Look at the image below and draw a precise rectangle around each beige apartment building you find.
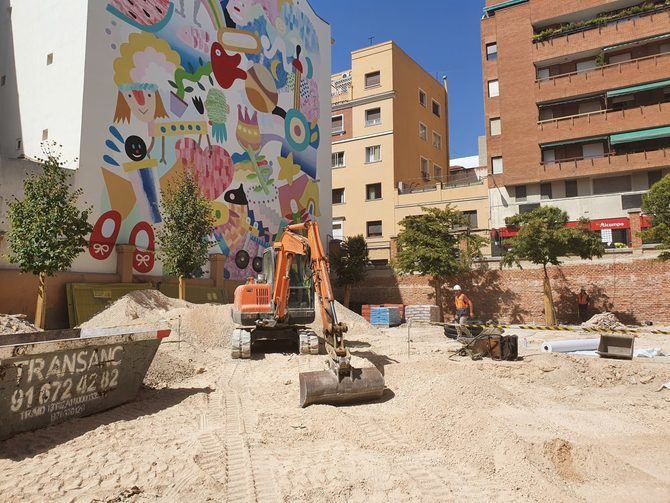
[330,41,452,264]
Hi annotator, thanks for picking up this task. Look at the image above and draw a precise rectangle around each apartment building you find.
[482,0,670,251]
[331,42,449,264]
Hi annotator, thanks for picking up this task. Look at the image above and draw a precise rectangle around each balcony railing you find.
[537,51,670,85]
[539,147,670,179]
[533,2,670,44]
[538,100,670,141]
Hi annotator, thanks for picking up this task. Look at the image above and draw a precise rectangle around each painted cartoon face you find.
[125,90,158,123]
[224,184,248,206]
[125,135,148,162]
[226,0,250,25]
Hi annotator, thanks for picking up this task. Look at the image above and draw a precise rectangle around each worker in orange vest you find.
[578,288,590,323]
[453,285,474,325]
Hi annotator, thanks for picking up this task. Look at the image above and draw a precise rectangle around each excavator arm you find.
[272,221,348,360]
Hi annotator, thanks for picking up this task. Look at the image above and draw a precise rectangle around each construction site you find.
[1,290,669,502]
[2,0,670,500]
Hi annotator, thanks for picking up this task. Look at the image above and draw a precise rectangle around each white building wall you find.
[0,0,88,166]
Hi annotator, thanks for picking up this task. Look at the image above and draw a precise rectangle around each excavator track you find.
[231,329,252,359]
[298,329,319,355]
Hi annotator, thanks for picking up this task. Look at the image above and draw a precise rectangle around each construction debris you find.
[582,312,625,331]
[0,314,40,335]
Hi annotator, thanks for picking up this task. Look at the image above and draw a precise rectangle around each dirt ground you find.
[1,293,669,502]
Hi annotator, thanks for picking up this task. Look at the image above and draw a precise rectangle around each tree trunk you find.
[431,277,444,322]
[543,265,556,326]
[35,272,47,329]
[178,276,186,301]
[343,284,352,308]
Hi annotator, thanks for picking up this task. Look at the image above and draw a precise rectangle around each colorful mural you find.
[90,0,326,279]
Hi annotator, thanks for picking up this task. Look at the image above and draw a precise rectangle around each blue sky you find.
[310,0,486,158]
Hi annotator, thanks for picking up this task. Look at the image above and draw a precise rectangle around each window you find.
[0,75,5,87]
[419,122,428,140]
[331,115,343,135]
[648,170,663,188]
[537,68,550,80]
[543,149,556,164]
[332,151,345,168]
[366,220,383,238]
[491,156,503,174]
[565,180,578,198]
[609,52,631,64]
[576,59,596,73]
[488,80,499,98]
[365,145,381,163]
[365,71,380,88]
[463,210,478,229]
[519,203,540,214]
[434,164,443,180]
[421,157,430,180]
[540,182,553,200]
[419,89,427,107]
[539,107,554,121]
[432,132,442,150]
[46,53,54,65]
[582,142,605,159]
[622,193,643,210]
[432,100,441,117]
[366,183,382,200]
[332,219,344,241]
[365,107,381,126]
[515,185,527,201]
[490,118,501,136]
[16,138,22,150]
[42,129,49,141]
[332,188,345,204]
[486,43,498,61]
[661,43,670,54]
[579,101,601,114]
[593,175,632,195]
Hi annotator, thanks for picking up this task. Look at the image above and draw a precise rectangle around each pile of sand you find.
[311,299,381,338]
[0,314,40,335]
[582,312,625,330]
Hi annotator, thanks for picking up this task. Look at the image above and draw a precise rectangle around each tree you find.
[157,171,214,300]
[500,206,604,325]
[6,145,92,328]
[394,206,487,318]
[330,235,368,308]
[641,174,670,260]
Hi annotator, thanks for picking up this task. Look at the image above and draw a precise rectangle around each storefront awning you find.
[541,136,608,149]
[607,79,670,98]
[484,0,528,15]
[604,33,670,52]
[610,126,670,145]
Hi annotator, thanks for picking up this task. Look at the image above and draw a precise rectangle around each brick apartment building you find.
[482,0,670,253]
[330,41,450,264]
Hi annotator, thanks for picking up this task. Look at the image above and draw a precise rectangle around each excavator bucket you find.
[299,366,385,407]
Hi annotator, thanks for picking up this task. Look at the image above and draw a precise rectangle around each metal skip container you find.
[0,327,170,441]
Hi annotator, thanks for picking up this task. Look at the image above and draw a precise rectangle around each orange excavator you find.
[231,220,385,407]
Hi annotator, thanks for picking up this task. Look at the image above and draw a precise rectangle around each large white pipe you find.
[541,339,599,353]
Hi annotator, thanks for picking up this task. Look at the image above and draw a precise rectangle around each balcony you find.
[532,4,670,62]
[539,148,670,181]
[535,52,670,102]
[538,101,670,143]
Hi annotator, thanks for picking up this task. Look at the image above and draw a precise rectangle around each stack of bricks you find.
[405,305,441,323]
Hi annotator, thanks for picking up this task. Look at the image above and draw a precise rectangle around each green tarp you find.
[610,126,670,145]
[604,33,670,52]
[607,79,670,98]
[484,0,528,14]
[541,136,608,149]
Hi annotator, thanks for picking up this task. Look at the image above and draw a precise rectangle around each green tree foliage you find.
[330,234,369,308]
[6,145,93,327]
[500,206,604,325]
[641,174,670,260]
[157,171,215,299]
[394,206,487,317]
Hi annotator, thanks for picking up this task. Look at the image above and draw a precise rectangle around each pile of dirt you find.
[0,314,40,335]
[582,312,625,330]
[143,349,199,389]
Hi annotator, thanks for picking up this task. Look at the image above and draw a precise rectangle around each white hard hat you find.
[453,285,462,291]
